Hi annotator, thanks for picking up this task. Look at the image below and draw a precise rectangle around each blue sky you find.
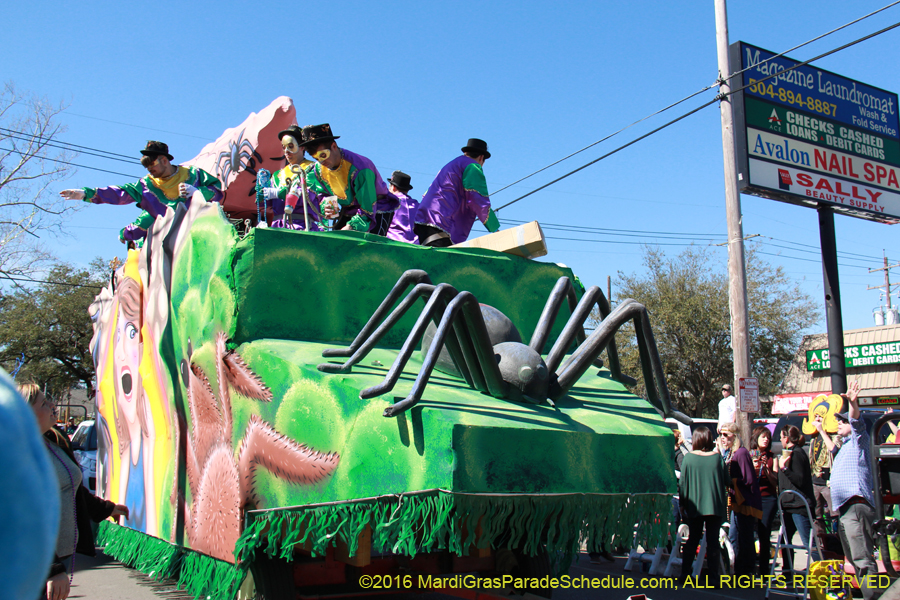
[4,0,900,333]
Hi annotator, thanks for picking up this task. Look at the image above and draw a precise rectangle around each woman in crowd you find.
[20,383,128,600]
[774,424,818,571]
[751,425,778,575]
[679,426,729,580]
[719,422,762,576]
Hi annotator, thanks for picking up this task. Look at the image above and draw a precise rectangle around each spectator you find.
[720,422,761,576]
[773,424,818,572]
[719,422,741,464]
[718,384,736,433]
[819,381,881,600]
[810,402,843,548]
[751,425,778,575]
[679,426,729,581]
[19,383,129,600]
[674,429,690,475]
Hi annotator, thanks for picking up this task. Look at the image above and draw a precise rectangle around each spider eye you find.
[518,365,534,383]
[180,359,190,388]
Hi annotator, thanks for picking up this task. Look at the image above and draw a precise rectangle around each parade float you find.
[88,98,688,600]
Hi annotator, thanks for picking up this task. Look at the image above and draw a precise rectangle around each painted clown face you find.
[114,278,142,426]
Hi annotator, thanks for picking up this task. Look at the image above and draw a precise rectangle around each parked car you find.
[70,420,97,494]
[664,417,719,445]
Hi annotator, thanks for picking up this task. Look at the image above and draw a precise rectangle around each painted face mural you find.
[94,251,173,539]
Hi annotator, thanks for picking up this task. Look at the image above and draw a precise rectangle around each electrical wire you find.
[0,146,141,179]
[0,274,103,290]
[492,3,900,198]
[727,1,900,81]
[64,112,209,141]
[1,129,141,165]
[490,83,719,196]
[494,98,719,212]
[723,20,900,100]
[0,126,139,162]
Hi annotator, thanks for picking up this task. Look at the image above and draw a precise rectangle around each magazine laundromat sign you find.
[730,41,900,223]
[807,342,900,371]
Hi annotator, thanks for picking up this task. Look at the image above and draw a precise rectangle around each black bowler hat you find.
[300,123,340,148]
[140,140,174,161]
[461,138,491,159]
[278,124,304,143]
[387,170,413,191]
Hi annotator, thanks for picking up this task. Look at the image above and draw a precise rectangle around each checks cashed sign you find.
[807,342,900,371]
[730,42,900,223]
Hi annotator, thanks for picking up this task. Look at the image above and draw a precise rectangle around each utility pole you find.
[715,0,753,444]
[868,252,900,313]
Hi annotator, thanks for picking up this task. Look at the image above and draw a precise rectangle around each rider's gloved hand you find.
[60,189,85,200]
[179,183,198,199]
[261,187,279,201]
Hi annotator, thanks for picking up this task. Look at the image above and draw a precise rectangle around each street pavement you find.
[70,549,784,600]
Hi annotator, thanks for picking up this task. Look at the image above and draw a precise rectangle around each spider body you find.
[319,269,682,422]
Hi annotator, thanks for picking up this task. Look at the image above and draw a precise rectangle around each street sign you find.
[739,377,760,413]
[730,41,900,223]
[806,341,900,370]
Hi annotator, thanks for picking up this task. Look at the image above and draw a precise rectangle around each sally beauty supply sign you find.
[730,41,900,224]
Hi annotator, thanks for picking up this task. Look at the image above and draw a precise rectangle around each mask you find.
[313,148,331,162]
[281,135,301,154]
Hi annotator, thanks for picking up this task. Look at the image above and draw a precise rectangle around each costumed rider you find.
[414,138,500,247]
[385,170,419,244]
[258,125,320,230]
[60,141,222,245]
[299,123,397,235]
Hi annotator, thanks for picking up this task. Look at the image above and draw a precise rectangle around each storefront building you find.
[774,324,900,414]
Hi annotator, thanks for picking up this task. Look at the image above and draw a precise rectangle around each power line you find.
[1,128,141,165]
[494,98,719,212]
[0,126,139,162]
[491,83,719,196]
[0,274,104,290]
[64,111,209,141]
[0,146,141,179]
[492,3,900,198]
[495,16,900,213]
[728,1,900,81]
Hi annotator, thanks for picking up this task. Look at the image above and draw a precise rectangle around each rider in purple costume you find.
[385,171,419,244]
[259,125,320,230]
[414,138,499,247]
[60,141,222,245]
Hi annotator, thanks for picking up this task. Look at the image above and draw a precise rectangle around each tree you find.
[0,82,78,280]
[0,259,107,397]
[606,245,819,419]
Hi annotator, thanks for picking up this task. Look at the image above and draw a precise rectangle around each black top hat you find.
[278,125,304,142]
[140,140,174,161]
[300,123,340,148]
[461,138,491,160]
[387,170,413,191]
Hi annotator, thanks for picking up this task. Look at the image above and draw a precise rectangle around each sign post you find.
[739,377,760,413]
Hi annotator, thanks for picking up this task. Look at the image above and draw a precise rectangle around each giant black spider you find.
[318,269,684,420]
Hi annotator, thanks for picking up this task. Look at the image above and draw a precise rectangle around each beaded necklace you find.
[46,440,78,584]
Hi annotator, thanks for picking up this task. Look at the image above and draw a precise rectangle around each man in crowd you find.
[810,396,843,548]
[819,381,881,600]
[258,125,319,230]
[717,383,736,433]
[60,141,222,245]
[414,138,499,247]
[385,170,419,244]
[299,123,395,235]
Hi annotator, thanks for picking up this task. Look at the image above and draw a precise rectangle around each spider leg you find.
[553,300,677,420]
[318,281,438,373]
[545,285,623,381]
[321,270,433,357]
[359,282,461,399]
[529,277,579,354]
[384,291,506,417]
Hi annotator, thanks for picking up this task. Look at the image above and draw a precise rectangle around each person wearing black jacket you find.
[774,424,818,572]
[20,383,128,600]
